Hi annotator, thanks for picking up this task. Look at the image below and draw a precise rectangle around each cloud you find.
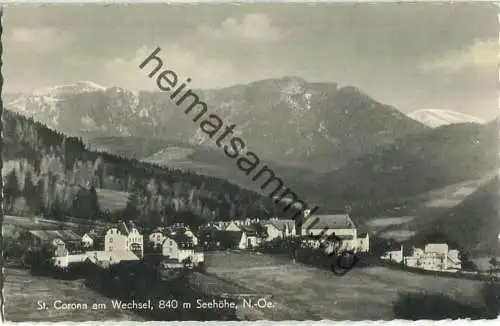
[419,38,498,73]
[198,13,280,42]
[7,27,69,53]
[103,45,235,90]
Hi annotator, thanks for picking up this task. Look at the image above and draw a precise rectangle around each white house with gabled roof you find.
[300,212,369,253]
[261,218,296,241]
[104,221,143,258]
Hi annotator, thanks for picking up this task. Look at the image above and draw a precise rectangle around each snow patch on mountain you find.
[408,109,485,128]
[81,115,98,130]
[279,80,314,115]
[33,81,107,97]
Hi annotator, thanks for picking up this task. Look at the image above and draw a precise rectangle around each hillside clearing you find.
[95,188,129,212]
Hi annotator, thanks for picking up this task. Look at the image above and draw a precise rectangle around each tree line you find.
[3,110,294,228]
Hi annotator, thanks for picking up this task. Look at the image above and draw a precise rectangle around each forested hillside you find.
[2,110,284,228]
[312,120,498,213]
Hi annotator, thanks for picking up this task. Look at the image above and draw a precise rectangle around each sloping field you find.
[4,215,82,230]
[374,173,497,241]
[366,217,415,233]
[3,268,144,322]
[3,215,113,230]
[96,188,129,212]
[2,215,114,239]
[86,136,173,160]
[201,251,486,320]
[142,146,194,164]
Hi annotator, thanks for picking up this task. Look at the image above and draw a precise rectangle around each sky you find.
[3,3,499,120]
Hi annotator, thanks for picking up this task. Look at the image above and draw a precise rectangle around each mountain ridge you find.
[5,77,428,172]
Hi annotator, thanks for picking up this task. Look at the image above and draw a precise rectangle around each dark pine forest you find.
[2,110,286,229]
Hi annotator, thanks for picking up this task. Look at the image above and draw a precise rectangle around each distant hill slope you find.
[409,175,500,258]
[6,77,428,172]
[437,175,499,257]
[85,135,317,196]
[408,109,485,128]
[84,120,498,213]
[313,120,498,212]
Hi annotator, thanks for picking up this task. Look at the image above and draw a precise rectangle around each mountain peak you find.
[247,76,307,88]
[408,108,485,128]
[33,81,107,97]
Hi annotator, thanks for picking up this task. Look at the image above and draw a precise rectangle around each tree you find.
[4,170,20,212]
[123,191,140,222]
[89,185,100,220]
[50,198,66,221]
[23,171,37,212]
[35,180,47,215]
[489,257,498,277]
[460,251,477,271]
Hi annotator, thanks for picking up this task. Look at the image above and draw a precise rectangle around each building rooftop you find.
[85,250,140,264]
[302,214,356,231]
[165,232,195,249]
[240,223,267,236]
[199,230,243,247]
[28,229,82,243]
[262,219,295,232]
[424,243,449,254]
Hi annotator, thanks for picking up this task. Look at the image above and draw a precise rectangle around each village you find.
[6,208,467,277]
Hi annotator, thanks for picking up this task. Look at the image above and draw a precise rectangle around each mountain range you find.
[5,79,496,192]
[5,78,428,172]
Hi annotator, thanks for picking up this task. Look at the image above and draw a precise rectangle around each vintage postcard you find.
[1,2,499,322]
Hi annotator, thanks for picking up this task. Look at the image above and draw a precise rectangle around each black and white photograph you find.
[1,2,499,322]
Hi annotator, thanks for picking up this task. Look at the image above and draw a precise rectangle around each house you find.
[261,218,296,241]
[222,218,262,231]
[357,232,370,253]
[220,231,248,249]
[301,234,325,249]
[300,214,369,252]
[301,214,357,238]
[104,222,144,258]
[381,245,404,263]
[81,229,106,249]
[184,229,199,246]
[19,229,83,257]
[81,233,94,248]
[149,226,198,249]
[239,224,266,248]
[403,247,424,268]
[149,229,167,248]
[161,232,204,266]
[225,221,242,231]
[199,229,248,250]
[51,250,140,269]
[447,249,462,270]
[403,243,462,272]
[207,221,231,230]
